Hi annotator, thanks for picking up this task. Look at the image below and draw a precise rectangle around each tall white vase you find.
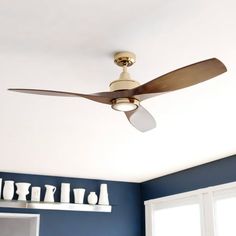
[3,180,14,200]
[0,178,2,199]
[60,183,70,203]
[98,184,109,205]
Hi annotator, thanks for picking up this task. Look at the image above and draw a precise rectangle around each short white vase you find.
[3,180,15,200]
[16,182,31,201]
[87,192,98,205]
[73,188,85,204]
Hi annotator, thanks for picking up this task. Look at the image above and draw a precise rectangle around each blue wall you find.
[0,172,143,236]
[141,154,236,201]
[2,155,236,236]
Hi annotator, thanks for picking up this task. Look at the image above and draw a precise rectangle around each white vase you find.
[98,184,109,205]
[16,182,31,201]
[0,178,2,199]
[44,185,56,202]
[31,186,41,202]
[60,183,70,203]
[87,192,98,205]
[73,188,85,204]
[3,180,14,200]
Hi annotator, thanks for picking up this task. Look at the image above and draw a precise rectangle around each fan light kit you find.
[112,98,139,112]
[8,51,227,132]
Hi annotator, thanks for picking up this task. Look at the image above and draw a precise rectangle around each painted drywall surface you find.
[0,172,142,236]
[141,155,236,201]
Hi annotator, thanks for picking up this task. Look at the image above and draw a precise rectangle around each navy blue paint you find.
[141,154,236,201]
[2,155,236,236]
[0,172,143,236]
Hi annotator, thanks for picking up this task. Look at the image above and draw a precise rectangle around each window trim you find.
[145,181,236,236]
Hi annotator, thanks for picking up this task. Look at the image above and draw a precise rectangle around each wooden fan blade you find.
[8,88,130,105]
[125,105,156,132]
[8,88,136,105]
[133,58,227,97]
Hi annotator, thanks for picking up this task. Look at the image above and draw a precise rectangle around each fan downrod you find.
[110,51,140,91]
[114,52,136,67]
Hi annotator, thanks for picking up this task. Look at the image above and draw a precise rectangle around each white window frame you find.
[0,213,40,236]
[145,181,236,236]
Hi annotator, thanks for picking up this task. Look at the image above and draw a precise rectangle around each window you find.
[153,203,201,236]
[145,182,236,236]
[213,188,236,236]
[0,213,40,236]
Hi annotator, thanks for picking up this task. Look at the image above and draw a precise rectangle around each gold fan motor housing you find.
[109,79,140,91]
[110,51,140,91]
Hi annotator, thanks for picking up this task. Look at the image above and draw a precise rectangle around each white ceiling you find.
[0,0,236,183]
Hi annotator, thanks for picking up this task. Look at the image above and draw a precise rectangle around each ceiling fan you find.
[8,52,227,132]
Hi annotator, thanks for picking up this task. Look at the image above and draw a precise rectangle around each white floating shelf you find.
[0,200,112,213]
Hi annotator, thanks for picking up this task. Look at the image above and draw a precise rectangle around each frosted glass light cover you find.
[112,102,137,112]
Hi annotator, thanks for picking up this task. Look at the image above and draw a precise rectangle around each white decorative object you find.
[31,187,41,202]
[44,185,56,202]
[98,183,109,205]
[60,183,70,203]
[73,188,85,204]
[87,192,98,205]
[0,178,2,199]
[16,182,31,201]
[3,180,14,200]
